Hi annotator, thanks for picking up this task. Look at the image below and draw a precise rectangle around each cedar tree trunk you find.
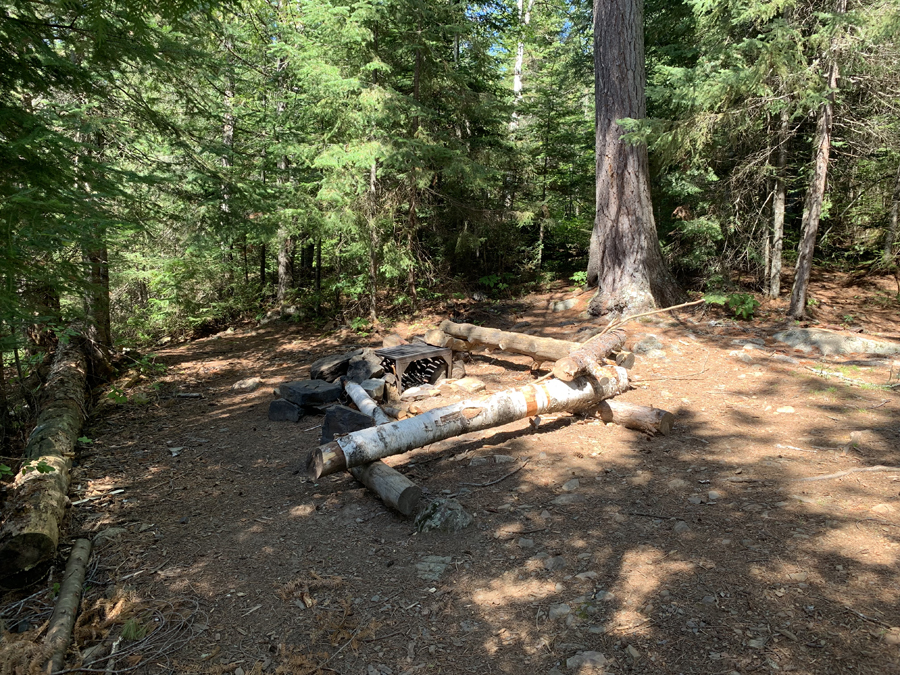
[588,0,682,318]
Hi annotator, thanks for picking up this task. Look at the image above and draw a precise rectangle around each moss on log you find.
[0,336,87,586]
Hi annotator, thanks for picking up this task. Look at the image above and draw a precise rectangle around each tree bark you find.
[596,399,674,435]
[440,320,581,362]
[587,0,682,317]
[884,161,900,263]
[768,108,789,298]
[44,538,92,674]
[0,333,87,586]
[551,329,626,381]
[788,0,846,319]
[307,367,629,478]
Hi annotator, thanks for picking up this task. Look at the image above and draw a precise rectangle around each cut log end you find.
[349,461,422,517]
[598,400,675,436]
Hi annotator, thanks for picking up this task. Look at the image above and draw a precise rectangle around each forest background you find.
[2,0,899,427]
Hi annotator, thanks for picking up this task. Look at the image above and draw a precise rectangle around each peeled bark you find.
[440,320,580,362]
[307,367,629,479]
[596,400,674,435]
[0,335,87,585]
[552,329,626,381]
[587,0,682,317]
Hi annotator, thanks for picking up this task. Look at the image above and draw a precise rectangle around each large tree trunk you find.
[308,367,629,478]
[768,108,789,298]
[587,0,682,318]
[884,161,900,263]
[788,0,846,319]
[0,334,87,586]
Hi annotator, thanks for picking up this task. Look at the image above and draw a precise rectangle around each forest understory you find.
[2,271,900,675]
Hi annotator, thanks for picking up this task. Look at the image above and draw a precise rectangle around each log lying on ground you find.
[308,366,629,479]
[440,320,581,362]
[596,400,675,436]
[343,380,422,516]
[0,335,87,586]
[552,329,626,381]
[44,538,92,673]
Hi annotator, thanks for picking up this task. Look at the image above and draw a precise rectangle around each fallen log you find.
[308,366,629,479]
[343,380,422,516]
[440,320,580,362]
[44,538,92,673]
[596,400,675,436]
[552,329,626,381]
[0,334,87,586]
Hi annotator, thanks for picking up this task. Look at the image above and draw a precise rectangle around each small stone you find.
[626,645,640,660]
[469,457,489,467]
[415,555,452,581]
[575,571,598,581]
[544,556,567,571]
[566,650,606,671]
[268,398,302,422]
[702,595,716,604]
[552,494,586,506]
[730,350,754,364]
[884,628,900,645]
[278,379,342,407]
[562,479,580,492]
[673,521,690,534]
[776,406,795,414]
[231,377,261,392]
[310,349,363,381]
[94,527,127,544]
[667,478,688,490]
[517,538,535,549]
[234,668,245,675]
[708,490,722,502]
[494,454,516,464]
[747,637,767,649]
[788,571,808,582]
[549,603,571,620]
[455,377,486,393]
[382,333,407,349]
[688,495,703,505]
[540,510,552,520]
[347,351,384,383]
[360,378,386,401]
[646,349,667,359]
[772,353,799,364]
[633,335,663,354]
[595,591,614,601]
[415,498,473,533]
[872,503,895,514]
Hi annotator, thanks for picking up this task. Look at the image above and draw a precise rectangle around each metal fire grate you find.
[375,344,453,394]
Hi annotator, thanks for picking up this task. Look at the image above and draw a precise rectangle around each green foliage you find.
[0,464,12,478]
[21,460,56,475]
[107,387,128,404]
[705,292,760,320]
[570,271,588,286]
[121,618,149,641]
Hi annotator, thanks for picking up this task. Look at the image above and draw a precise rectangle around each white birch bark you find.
[308,368,629,478]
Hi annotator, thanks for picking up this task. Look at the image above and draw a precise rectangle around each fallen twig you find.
[792,465,900,482]
[599,298,706,335]
[459,460,529,488]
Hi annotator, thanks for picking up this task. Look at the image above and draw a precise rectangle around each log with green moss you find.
[0,335,87,586]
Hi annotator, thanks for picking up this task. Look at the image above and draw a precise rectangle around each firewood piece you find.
[348,462,421,516]
[597,400,675,436]
[307,367,629,479]
[551,329,626,381]
[44,538,92,673]
[343,380,421,515]
[0,334,87,586]
[440,320,581,362]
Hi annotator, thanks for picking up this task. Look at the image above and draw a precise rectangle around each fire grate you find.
[375,344,453,394]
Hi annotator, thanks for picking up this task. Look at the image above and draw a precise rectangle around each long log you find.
[552,329,626,381]
[44,538,92,673]
[597,400,675,436]
[343,380,422,516]
[0,335,87,585]
[440,320,581,362]
[307,366,629,479]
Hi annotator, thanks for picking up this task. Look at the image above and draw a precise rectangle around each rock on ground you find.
[773,328,900,356]
[415,498,473,533]
[320,405,375,444]
[268,398,302,422]
[278,379,342,407]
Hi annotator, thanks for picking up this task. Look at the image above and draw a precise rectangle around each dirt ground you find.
[4,270,900,675]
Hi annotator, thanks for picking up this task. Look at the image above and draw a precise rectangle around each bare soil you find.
[4,271,900,675]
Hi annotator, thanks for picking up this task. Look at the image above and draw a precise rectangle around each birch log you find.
[597,400,675,436]
[440,320,581,362]
[343,380,422,516]
[308,367,629,479]
[0,335,87,585]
